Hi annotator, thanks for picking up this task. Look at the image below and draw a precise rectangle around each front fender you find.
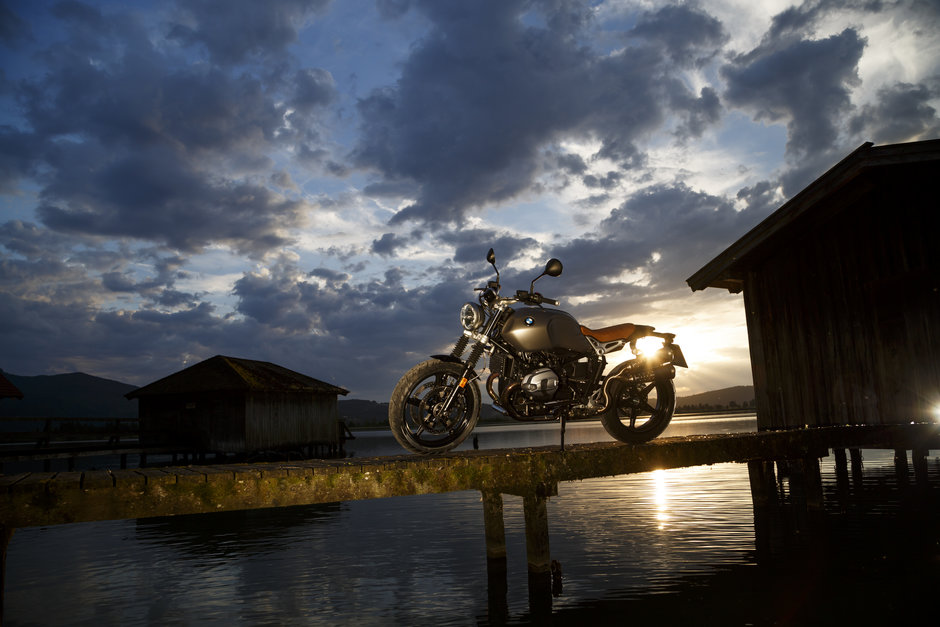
[430,354,464,365]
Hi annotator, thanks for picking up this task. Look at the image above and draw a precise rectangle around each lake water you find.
[5,415,940,626]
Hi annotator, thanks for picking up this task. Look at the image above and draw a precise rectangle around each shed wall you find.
[245,392,339,449]
[138,392,247,451]
[745,165,940,429]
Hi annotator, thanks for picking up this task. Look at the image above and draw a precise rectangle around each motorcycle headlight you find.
[460,302,484,331]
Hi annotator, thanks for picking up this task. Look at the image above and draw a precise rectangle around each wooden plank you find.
[7,473,58,496]
[81,470,114,490]
[132,468,178,487]
[0,474,29,494]
[110,469,147,490]
[1,425,936,529]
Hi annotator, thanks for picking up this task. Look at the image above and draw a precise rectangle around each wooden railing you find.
[0,417,139,448]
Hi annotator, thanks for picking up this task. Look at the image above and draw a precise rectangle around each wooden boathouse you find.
[0,374,22,402]
[688,139,940,430]
[126,356,349,456]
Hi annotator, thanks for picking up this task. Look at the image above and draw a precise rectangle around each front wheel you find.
[389,359,481,454]
[600,378,676,444]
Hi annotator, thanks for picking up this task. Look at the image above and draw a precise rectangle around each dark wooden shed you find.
[126,355,349,454]
[0,373,23,401]
[687,140,940,430]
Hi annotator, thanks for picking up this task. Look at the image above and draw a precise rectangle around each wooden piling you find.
[0,524,11,627]
[523,491,551,575]
[523,490,553,619]
[481,491,508,624]
[913,448,929,484]
[481,491,506,561]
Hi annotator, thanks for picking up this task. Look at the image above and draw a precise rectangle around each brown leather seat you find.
[579,323,636,342]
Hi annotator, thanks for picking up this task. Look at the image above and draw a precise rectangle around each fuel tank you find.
[501,307,593,355]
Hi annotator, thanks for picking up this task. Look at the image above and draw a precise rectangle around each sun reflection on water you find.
[652,469,669,529]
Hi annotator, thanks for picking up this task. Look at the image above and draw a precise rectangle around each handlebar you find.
[515,290,558,306]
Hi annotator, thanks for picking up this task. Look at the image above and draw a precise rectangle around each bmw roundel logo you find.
[524,316,535,326]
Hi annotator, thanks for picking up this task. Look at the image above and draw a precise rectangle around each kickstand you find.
[559,412,566,451]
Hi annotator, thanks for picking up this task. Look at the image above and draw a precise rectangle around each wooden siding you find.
[245,392,339,449]
[139,392,341,452]
[744,165,940,429]
[138,392,247,451]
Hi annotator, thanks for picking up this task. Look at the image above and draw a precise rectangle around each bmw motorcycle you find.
[388,249,688,454]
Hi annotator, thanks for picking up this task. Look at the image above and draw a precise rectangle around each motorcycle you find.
[388,249,688,454]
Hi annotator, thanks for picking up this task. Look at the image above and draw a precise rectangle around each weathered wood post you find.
[748,459,781,561]
[0,524,12,627]
[481,491,508,623]
[894,448,910,484]
[481,491,507,562]
[523,483,556,618]
[912,448,929,485]
[850,448,864,491]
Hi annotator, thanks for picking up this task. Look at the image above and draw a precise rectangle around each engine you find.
[520,367,559,401]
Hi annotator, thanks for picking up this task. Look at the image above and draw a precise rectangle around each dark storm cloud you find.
[36,147,307,255]
[442,229,539,265]
[849,81,940,143]
[2,0,339,256]
[719,0,940,197]
[0,129,38,193]
[371,232,408,257]
[722,28,866,158]
[352,0,728,227]
[551,182,757,298]
[630,4,727,67]
[291,68,338,111]
[0,2,31,45]
[167,0,331,66]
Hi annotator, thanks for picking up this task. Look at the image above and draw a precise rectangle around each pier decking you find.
[2,424,936,528]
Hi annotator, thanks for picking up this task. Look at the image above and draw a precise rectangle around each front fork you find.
[438,339,484,417]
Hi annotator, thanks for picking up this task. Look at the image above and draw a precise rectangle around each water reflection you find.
[4,417,939,626]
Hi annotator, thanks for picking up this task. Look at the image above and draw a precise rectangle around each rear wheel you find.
[600,378,676,444]
[389,359,481,454]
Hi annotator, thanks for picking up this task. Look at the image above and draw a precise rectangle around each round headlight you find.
[460,302,484,331]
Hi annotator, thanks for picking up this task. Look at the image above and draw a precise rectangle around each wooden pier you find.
[1,423,937,624]
[3,424,936,528]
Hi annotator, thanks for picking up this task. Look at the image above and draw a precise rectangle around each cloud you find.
[850,80,940,143]
[630,4,728,67]
[2,0,938,402]
[352,1,728,227]
[722,28,866,158]
[371,232,408,257]
[167,0,331,66]
[2,1,338,257]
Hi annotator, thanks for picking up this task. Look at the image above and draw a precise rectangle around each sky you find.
[1,0,939,401]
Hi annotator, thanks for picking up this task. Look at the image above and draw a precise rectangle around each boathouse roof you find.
[0,371,24,400]
[126,355,349,399]
[686,139,940,293]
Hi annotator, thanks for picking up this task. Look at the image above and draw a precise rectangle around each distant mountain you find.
[0,371,139,418]
[338,399,389,425]
[0,369,753,425]
[676,385,755,411]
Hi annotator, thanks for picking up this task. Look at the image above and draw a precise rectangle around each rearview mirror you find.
[544,258,563,277]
